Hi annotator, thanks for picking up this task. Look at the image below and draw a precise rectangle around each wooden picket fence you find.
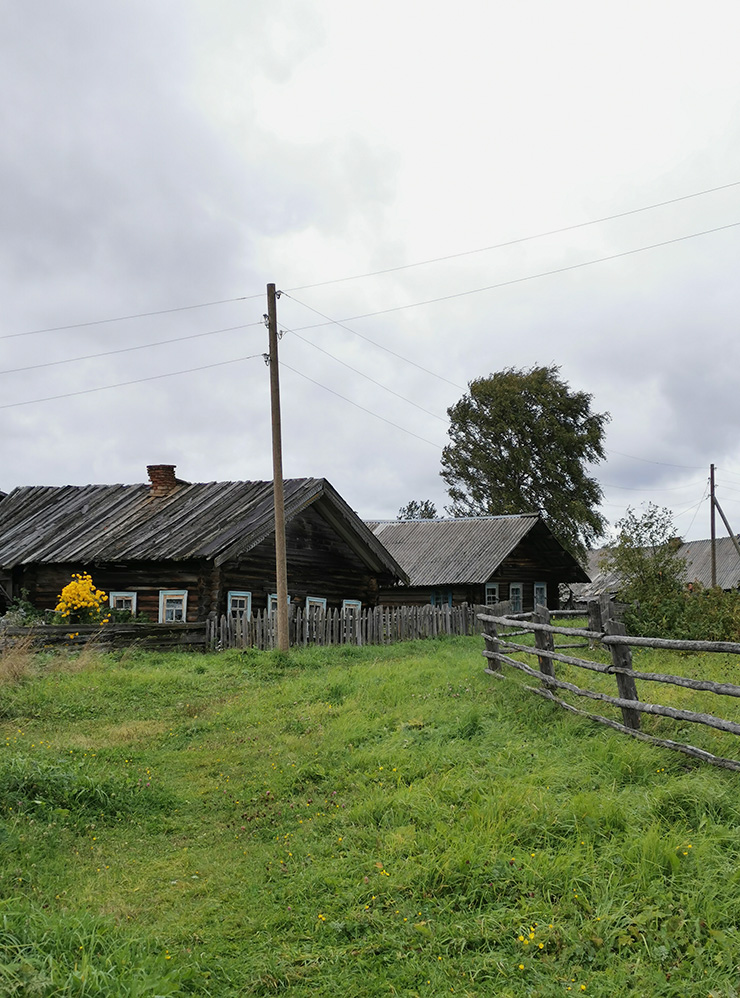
[479,595,740,772]
[1,601,492,653]
[205,602,488,651]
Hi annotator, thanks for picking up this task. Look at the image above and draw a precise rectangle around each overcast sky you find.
[2,0,740,544]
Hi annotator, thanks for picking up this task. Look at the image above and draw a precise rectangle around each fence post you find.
[600,594,641,730]
[587,600,601,648]
[533,605,555,683]
[481,612,501,673]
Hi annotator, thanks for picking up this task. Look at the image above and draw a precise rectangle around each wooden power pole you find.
[267,283,289,652]
[710,463,717,587]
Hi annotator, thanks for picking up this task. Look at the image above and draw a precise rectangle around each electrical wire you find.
[606,449,706,470]
[0,322,264,376]
[600,479,706,492]
[716,468,740,484]
[0,294,263,342]
[278,361,445,449]
[285,179,740,292]
[286,220,740,329]
[283,325,448,423]
[282,294,465,390]
[678,491,709,535]
[0,354,264,409]
[6,178,740,343]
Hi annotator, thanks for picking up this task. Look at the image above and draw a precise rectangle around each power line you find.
[600,479,706,492]
[0,354,264,409]
[285,179,740,292]
[716,468,740,484]
[287,220,740,327]
[282,294,466,390]
[279,361,445,449]
[0,322,263,376]
[1,294,263,341]
[681,490,710,534]
[6,178,740,343]
[283,325,448,423]
[606,449,706,470]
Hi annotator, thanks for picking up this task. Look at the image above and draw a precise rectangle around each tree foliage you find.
[397,499,438,520]
[601,504,686,636]
[440,365,608,560]
[601,503,740,640]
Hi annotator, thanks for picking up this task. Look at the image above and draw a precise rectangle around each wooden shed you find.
[367,514,589,612]
[0,466,407,621]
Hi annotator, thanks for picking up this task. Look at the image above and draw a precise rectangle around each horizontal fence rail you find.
[479,595,740,772]
[0,622,208,651]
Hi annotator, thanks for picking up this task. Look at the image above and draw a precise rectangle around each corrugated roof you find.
[368,515,588,586]
[0,477,406,580]
[574,535,740,599]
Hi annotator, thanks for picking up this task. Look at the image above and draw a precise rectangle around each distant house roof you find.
[0,476,407,580]
[367,514,589,587]
[574,535,740,600]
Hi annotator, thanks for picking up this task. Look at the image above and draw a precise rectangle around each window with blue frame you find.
[228,591,252,619]
[430,589,453,607]
[159,590,187,623]
[268,593,291,615]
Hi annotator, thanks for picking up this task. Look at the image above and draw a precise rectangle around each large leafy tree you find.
[441,365,608,560]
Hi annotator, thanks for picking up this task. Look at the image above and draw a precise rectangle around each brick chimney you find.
[147,464,178,497]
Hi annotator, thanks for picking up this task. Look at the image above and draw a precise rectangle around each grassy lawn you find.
[1,634,740,996]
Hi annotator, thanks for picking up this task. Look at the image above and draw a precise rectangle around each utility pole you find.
[267,283,289,652]
[710,463,717,587]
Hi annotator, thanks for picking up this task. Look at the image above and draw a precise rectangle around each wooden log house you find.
[367,515,589,612]
[0,466,408,621]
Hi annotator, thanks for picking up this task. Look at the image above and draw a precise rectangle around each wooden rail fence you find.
[479,594,740,772]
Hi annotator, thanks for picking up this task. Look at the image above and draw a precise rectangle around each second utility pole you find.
[267,283,289,652]
[710,463,717,587]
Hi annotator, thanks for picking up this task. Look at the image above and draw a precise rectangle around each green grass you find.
[1,636,740,996]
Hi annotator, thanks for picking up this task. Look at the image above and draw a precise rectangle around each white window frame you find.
[159,589,188,623]
[109,591,137,614]
[430,588,452,607]
[342,599,362,614]
[484,583,499,606]
[509,583,523,614]
[534,582,547,608]
[305,596,327,612]
[227,590,252,619]
[268,593,291,615]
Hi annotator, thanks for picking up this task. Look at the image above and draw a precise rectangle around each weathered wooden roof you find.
[574,535,740,599]
[367,515,589,586]
[0,477,407,580]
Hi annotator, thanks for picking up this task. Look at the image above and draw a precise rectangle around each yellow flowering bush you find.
[54,573,110,625]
